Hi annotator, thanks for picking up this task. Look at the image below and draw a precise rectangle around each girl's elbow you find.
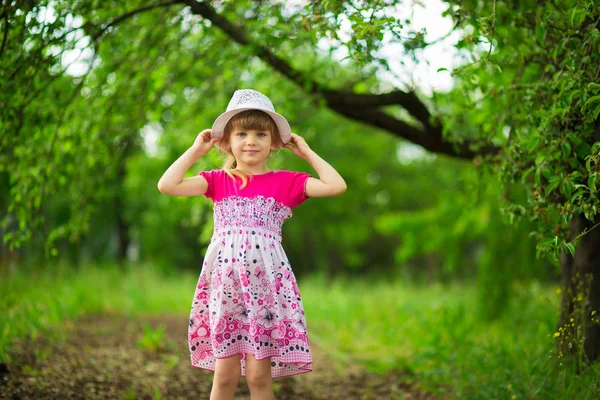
[333,182,347,196]
[157,181,171,194]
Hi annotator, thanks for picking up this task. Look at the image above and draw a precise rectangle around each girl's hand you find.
[191,129,221,159]
[283,133,312,159]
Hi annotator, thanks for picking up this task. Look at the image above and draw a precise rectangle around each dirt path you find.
[0,313,445,399]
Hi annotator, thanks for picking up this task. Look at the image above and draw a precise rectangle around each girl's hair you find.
[220,110,283,188]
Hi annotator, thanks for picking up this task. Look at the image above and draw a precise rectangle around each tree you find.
[436,0,600,365]
[2,0,599,363]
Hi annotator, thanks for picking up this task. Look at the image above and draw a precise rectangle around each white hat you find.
[211,89,292,149]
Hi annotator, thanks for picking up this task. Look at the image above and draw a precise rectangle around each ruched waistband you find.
[212,226,283,243]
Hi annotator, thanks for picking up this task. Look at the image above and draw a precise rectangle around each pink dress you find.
[188,169,313,379]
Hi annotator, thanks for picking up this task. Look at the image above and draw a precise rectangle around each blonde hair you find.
[220,110,283,188]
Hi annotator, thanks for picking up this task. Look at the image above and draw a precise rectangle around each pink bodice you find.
[198,169,311,237]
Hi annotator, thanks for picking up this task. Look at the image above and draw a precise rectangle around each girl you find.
[157,89,346,400]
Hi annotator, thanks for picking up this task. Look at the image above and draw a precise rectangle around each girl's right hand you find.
[191,129,221,158]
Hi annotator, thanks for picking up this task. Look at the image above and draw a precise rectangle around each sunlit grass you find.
[0,261,197,361]
[299,273,599,399]
[2,263,599,399]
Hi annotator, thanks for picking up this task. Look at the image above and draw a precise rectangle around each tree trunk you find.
[115,139,132,264]
[559,213,600,364]
[115,191,130,263]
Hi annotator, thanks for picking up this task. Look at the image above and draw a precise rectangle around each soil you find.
[0,312,449,399]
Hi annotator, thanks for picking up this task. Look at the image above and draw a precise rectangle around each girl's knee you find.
[214,355,242,388]
[214,370,241,389]
[244,354,273,389]
[245,372,272,389]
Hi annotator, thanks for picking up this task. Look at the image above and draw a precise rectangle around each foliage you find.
[300,273,600,399]
[374,152,552,318]
[1,0,238,255]
[1,0,531,283]
[435,0,600,261]
[1,0,578,279]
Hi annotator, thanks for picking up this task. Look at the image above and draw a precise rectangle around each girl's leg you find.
[245,353,274,400]
[210,354,242,400]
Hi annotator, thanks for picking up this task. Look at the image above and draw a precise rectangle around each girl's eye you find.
[237,132,246,136]
[258,132,266,136]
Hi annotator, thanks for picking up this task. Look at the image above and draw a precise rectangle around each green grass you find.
[1,262,599,399]
[0,261,197,360]
[299,273,600,399]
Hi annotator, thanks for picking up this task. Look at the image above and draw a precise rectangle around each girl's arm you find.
[157,129,220,197]
[284,133,347,198]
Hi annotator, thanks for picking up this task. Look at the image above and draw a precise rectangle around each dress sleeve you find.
[288,171,312,208]
[198,170,214,199]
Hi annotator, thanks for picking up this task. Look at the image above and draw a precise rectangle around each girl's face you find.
[228,127,277,167]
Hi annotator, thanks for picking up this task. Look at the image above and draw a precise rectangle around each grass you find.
[1,262,599,399]
[0,261,196,360]
[299,272,600,399]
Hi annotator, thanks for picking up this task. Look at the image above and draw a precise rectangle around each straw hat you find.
[211,89,292,150]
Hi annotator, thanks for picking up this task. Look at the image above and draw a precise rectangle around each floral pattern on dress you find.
[189,195,313,379]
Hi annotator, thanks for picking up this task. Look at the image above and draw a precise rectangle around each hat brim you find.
[210,108,291,151]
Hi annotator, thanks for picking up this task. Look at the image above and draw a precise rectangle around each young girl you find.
[157,89,346,400]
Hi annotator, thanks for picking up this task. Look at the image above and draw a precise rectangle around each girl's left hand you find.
[283,133,312,159]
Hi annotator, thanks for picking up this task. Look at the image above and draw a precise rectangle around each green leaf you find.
[550,107,567,119]
[564,242,576,257]
[535,23,547,45]
[588,174,597,193]
[535,154,546,166]
[571,189,586,201]
[546,178,560,197]
[568,90,581,103]
[571,171,583,179]
[521,166,535,182]
[594,103,600,121]
[583,95,600,112]
[577,142,592,158]
[437,67,448,72]
[553,39,565,62]
[588,83,600,93]
[564,180,572,199]
[562,142,571,158]
[570,7,586,27]
[538,238,555,247]
[541,169,554,180]
[567,132,582,146]
[527,135,540,153]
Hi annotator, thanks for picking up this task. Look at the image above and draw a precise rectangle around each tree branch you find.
[332,105,495,159]
[322,89,435,130]
[91,0,182,41]
[179,0,500,159]
[0,3,9,59]
[181,0,310,90]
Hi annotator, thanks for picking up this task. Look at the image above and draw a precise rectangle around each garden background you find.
[2,0,600,398]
